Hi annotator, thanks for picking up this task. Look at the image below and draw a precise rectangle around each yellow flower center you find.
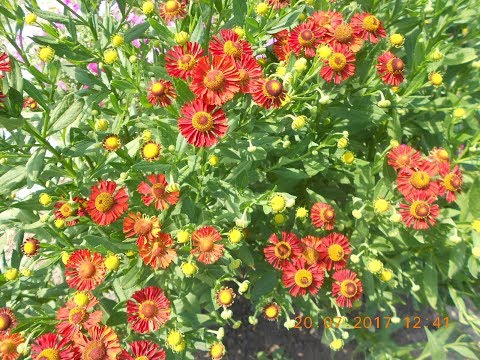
[203,69,225,91]
[37,348,61,360]
[303,247,319,265]
[142,142,160,160]
[23,241,37,255]
[374,199,390,213]
[298,29,315,46]
[0,340,16,355]
[135,357,149,360]
[238,69,249,84]
[294,269,313,288]
[133,218,153,235]
[167,331,183,346]
[410,200,430,219]
[198,236,215,252]
[362,15,380,32]
[316,45,333,59]
[334,24,353,43]
[437,149,449,161]
[274,241,291,259]
[430,72,443,85]
[78,261,97,279]
[264,305,279,319]
[223,40,243,57]
[328,244,344,262]
[60,203,74,217]
[409,171,430,189]
[151,82,166,96]
[323,208,335,221]
[104,135,121,151]
[443,173,461,192]
[165,0,180,12]
[191,111,214,132]
[340,279,358,298]
[83,340,107,360]
[94,192,115,212]
[210,344,224,358]
[178,54,196,71]
[328,53,347,72]
[217,289,234,306]
[263,79,283,98]
[0,314,12,331]
[139,301,158,319]
[150,241,165,257]
[68,307,88,324]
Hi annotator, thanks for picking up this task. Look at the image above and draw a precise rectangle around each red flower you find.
[158,0,187,22]
[438,163,462,203]
[309,11,343,31]
[76,325,121,360]
[301,236,324,266]
[137,174,179,211]
[288,22,324,58]
[119,340,166,360]
[251,78,287,109]
[319,233,351,271]
[331,269,363,308]
[236,55,263,94]
[0,52,11,78]
[387,144,422,170]
[123,212,161,244]
[0,308,16,336]
[209,29,253,60]
[31,333,78,360]
[310,202,336,230]
[399,194,440,230]
[86,180,128,226]
[0,333,24,360]
[324,22,363,53]
[65,249,106,291]
[273,30,293,61]
[190,56,240,105]
[320,43,355,84]
[165,42,205,80]
[190,226,224,264]
[267,0,290,9]
[147,80,176,107]
[178,99,228,147]
[351,13,386,43]
[377,51,405,86]
[54,198,85,227]
[56,295,102,340]
[127,286,171,334]
[264,232,302,269]
[282,258,325,297]
[139,232,177,269]
[396,160,440,198]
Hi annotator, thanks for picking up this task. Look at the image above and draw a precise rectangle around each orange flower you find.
[319,233,351,271]
[65,249,106,291]
[147,80,176,107]
[76,325,121,360]
[165,42,205,80]
[263,232,302,269]
[123,212,161,244]
[56,295,102,339]
[86,181,129,226]
[158,0,187,22]
[127,286,171,334]
[282,258,325,297]
[331,269,363,308]
[31,333,78,360]
[0,308,16,336]
[190,226,224,264]
[0,333,24,360]
[251,78,287,109]
[139,232,177,270]
[137,174,179,211]
[310,202,336,230]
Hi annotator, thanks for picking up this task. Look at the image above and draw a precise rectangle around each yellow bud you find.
[95,118,109,132]
[142,130,153,142]
[5,268,19,281]
[389,33,405,47]
[367,259,383,274]
[374,198,390,213]
[39,193,52,206]
[39,46,55,62]
[430,49,444,61]
[429,72,443,86]
[233,27,245,38]
[142,0,155,14]
[330,339,344,351]
[292,115,306,130]
[111,34,124,47]
[316,45,333,59]
[181,262,197,276]
[74,292,90,306]
[337,137,349,149]
[294,58,307,73]
[55,219,65,228]
[298,13,306,21]
[104,254,120,271]
[390,139,400,147]
[166,183,180,193]
[256,3,270,16]
[176,230,191,243]
[453,108,466,118]
[276,65,287,76]
[20,268,33,277]
[295,207,308,218]
[25,13,37,25]
[270,194,286,213]
[210,343,225,359]
[273,213,286,225]
[341,151,355,164]
[380,268,393,282]
[173,341,186,353]
[103,49,118,64]
[126,250,136,257]
[208,154,219,166]
[167,330,184,347]
[228,228,243,244]
[175,31,190,46]
[61,251,70,264]
[472,219,480,232]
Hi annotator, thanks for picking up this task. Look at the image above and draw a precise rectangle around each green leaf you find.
[26,149,46,185]
[250,270,277,301]
[232,0,247,26]
[423,255,438,308]
[32,9,70,24]
[423,327,446,360]
[468,177,480,217]
[148,19,174,44]
[0,166,27,196]
[124,22,150,43]
[448,344,479,359]
[0,114,24,130]
[23,79,49,110]
[444,48,477,65]
[49,97,85,133]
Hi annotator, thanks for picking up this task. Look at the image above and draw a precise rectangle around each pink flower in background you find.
[88,63,99,75]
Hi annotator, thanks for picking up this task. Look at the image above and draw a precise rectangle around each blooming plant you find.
[0,0,480,359]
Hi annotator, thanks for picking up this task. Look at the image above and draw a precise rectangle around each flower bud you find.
[284,318,296,329]
[142,1,155,14]
[256,2,270,16]
[337,137,349,149]
[25,13,37,24]
[377,99,391,108]
[221,308,233,320]
[294,58,307,73]
[238,280,250,294]
[330,339,344,351]
[350,254,360,263]
[248,316,258,325]
[175,31,190,46]
[95,118,109,132]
